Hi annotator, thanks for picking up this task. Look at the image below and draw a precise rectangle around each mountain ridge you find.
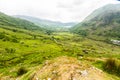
[14,15,77,27]
[14,15,77,31]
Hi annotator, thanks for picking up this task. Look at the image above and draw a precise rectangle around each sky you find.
[0,0,120,23]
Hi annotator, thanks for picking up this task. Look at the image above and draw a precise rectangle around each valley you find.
[0,2,120,80]
[0,25,120,80]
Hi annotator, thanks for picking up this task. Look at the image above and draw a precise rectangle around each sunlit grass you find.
[0,27,120,79]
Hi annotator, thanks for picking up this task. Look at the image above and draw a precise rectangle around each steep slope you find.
[71,4,120,39]
[14,15,77,31]
[0,12,43,31]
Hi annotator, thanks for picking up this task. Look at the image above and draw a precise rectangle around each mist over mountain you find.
[14,15,77,31]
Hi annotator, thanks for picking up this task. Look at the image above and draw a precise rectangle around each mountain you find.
[0,12,43,31]
[14,15,77,31]
[71,4,120,39]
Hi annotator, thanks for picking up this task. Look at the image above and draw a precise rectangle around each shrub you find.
[11,35,19,43]
[2,36,10,41]
[104,58,116,71]
[45,30,54,35]
[76,30,88,37]
[117,64,120,75]
[11,38,19,43]
[103,58,120,76]
[0,32,5,39]
[104,38,112,44]
[0,32,11,41]
[17,67,28,76]
[12,29,17,32]
[5,48,16,53]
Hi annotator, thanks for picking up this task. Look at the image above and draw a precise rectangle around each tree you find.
[45,30,54,35]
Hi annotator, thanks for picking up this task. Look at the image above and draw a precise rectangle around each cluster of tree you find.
[45,30,54,35]
[71,29,88,37]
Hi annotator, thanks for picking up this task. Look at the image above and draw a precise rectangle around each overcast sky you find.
[0,0,120,22]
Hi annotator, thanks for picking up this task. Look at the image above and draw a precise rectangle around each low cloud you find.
[0,0,119,22]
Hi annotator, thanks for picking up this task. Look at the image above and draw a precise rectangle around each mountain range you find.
[14,15,77,31]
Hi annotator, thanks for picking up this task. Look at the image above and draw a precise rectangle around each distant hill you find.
[0,12,43,31]
[14,15,77,31]
[71,4,120,40]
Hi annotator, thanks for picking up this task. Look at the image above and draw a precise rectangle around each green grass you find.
[0,26,120,79]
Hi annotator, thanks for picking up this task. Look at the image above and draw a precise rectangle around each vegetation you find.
[0,24,120,79]
[71,4,120,41]
[17,67,28,76]
[0,12,43,31]
[0,6,120,79]
[71,29,88,37]
[103,58,120,76]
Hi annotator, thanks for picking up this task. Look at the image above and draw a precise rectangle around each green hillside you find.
[0,12,43,31]
[71,4,120,40]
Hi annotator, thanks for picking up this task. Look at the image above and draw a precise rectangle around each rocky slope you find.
[30,56,113,80]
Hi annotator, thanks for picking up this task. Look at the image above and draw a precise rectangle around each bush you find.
[11,38,19,43]
[104,38,112,44]
[11,35,19,43]
[2,36,10,41]
[0,32,5,39]
[45,30,54,35]
[5,48,16,53]
[17,67,28,76]
[0,32,10,41]
[76,30,88,37]
[103,58,120,76]
[104,58,116,71]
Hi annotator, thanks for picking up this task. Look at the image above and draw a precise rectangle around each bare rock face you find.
[31,56,111,80]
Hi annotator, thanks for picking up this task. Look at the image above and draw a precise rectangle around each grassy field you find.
[0,26,120,79]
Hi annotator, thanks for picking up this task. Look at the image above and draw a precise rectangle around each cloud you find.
[0,0,120,22]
